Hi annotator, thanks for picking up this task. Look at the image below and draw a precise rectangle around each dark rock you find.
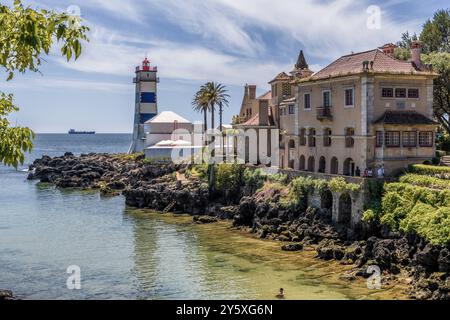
[108,181,126,190]
[438,248,450,273]
[281,243,303,252]
[193,216,219,224]
[414,244,440,272]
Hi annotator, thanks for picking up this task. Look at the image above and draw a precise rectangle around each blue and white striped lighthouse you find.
[129,58,159,153]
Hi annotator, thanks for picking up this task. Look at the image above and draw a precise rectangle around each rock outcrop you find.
[28,153,182,192]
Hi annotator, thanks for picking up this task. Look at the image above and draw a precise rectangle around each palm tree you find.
[192,91,209,141]
[201,82,229,159]
[201,82,229,131]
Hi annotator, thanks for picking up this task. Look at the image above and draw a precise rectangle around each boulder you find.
[193,216,219,224]
[281,243,304,252]
[414,244,440,272]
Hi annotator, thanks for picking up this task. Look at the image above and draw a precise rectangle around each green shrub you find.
[437,132,450,152]
[400,174,450,190]
[328,177,361,194]
[186,164,209,180]
[215,163,244,194]
[376,180,450,245]
[267,173,289,184]
[313,179,329,194]
[243,168,267,193]
[290,176,315,198]
[409,164,450,178]
[380,191,413,229]
[362,209,378,223]
[400,204,450,246]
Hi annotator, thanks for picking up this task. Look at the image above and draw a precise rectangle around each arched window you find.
[330,157,339,175]
[344,158,355,176]
[338,193,352,226]
[299,155,306,171]
[319,156,326,173]
[308,156,315,172]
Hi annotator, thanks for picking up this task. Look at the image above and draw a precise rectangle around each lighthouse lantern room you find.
[129,58,159,153]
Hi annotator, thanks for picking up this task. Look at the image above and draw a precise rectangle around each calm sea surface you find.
[0,134,407,300]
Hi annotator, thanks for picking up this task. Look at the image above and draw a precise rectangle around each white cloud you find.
[3,76,129,92]
[43,0,422,88]
[147,0,265,56]
[212,0,417,60]
[52,25,289,88]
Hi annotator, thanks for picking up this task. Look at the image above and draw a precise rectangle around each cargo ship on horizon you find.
[68,129,96,135]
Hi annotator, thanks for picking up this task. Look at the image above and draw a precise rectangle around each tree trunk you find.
[203,109,208,146]
[219,105,225,162]
[211,104,215,159]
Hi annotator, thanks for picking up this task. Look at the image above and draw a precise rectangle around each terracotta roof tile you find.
[309,49,432,81]
[240,113,276,127]
[269,72,292,83]
[373,110,438,125]
[257,91,272,100]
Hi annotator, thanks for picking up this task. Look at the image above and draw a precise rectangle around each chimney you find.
[381,43,397,57]
[248,85,257,100]
[411,41,422,67]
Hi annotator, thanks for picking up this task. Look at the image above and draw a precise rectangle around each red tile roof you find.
[307,49,433,81]
[269,72,292,83]
[240,113,276,127]
[373,110,438,125]
[257,91,272,100]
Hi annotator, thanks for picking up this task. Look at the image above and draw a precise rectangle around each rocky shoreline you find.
[28,154,450,300]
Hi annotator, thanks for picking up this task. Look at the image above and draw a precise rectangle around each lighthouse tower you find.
[129,58,159,153]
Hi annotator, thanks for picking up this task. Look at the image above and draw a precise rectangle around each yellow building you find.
[233,51,313,165]
[280,42,438,176]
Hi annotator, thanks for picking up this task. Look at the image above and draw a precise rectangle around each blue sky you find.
[3,0,447,133]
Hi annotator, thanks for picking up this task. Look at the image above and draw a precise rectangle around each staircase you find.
[441,156,450,167]
[163,201,176,213]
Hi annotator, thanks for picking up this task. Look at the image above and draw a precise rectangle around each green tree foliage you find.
[374,182,450,245]
[398,9,450,134]
[420,9,450,53]
[214,163,244,201]
[0,0,89,167]
[422,52,450,134]
[397,31,419,49]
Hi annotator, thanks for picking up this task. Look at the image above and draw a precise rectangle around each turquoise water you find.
[0,135,406,300]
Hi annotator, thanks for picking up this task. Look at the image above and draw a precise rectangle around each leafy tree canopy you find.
[0,0,89,167]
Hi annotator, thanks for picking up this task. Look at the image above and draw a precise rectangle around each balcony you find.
[317,106,333,121]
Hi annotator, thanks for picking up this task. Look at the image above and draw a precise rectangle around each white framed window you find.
[385,131,401,147]
[382,87,394,98]
[288,104,295,115]
[402,131,417,147]
[408,88,420,99]
[395,88,407,98]
[419,132,434,147]
[304,93,311,110]
[322,90,331,107]
[344,88,354,108]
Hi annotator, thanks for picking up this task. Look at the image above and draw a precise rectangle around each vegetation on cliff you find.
[364,165,450,246]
